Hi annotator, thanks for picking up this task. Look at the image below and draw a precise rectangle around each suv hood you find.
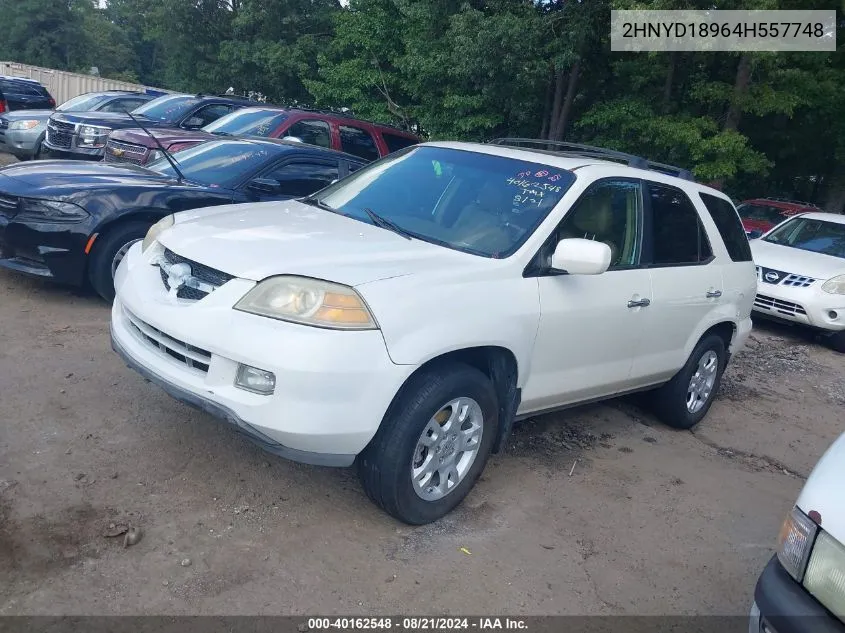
[750,239,845,281]
[1,109,53,121]
[797,432,845,544]
[108,127,214,148]
[159,200,479,286]
[51,111,163,130]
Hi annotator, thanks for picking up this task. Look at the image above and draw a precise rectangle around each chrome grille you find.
[754,293,807,317]
[46,119,75,148]
[124,308,211,373]
[104,139,148,165]
[158,248,234,300]
[756,266,816,288]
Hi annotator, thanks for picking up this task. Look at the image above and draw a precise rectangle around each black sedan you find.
[0,138,366,300]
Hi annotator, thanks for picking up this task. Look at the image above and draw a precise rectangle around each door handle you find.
[706,290,723,298]
[627,298,651,308]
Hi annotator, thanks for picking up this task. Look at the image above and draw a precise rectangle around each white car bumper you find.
[753,280,845,332]
[111,243,413,466]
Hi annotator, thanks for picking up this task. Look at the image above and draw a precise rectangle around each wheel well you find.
[702,321,736,355]
[84,213,159,274]
[404,347,520,454]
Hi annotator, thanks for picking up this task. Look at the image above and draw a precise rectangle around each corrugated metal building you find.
[0,61,171,105]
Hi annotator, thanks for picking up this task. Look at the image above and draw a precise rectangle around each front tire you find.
[87,221,151,301]
[649,334,726,430]
[826,330,845,353]
[357,363,498,525]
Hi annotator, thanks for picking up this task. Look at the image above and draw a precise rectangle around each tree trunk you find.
[662,51,677,110]
[551,58,581,141]
[822,168,845,214]
[723,53,752,132]
[539,65,555,139]
[546,66,566,140]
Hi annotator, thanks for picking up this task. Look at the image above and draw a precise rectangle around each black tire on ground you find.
[826,330,845,353]
[31,133,46,160]
[649,333,727,430]
[87,221,151,301]
[357,362,498,525]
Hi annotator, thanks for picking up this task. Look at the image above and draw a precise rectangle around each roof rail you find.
[488,138,694,181]
[764,197,820,207]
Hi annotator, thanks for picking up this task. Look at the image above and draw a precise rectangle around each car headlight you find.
[8,119,40,131]
[16,198,89,223]
[234,276,378,330]
[804,530,845,619]
[142,214,174,252]
[777,507,818,581]
[821,275,845,295]
[78,124,111,147]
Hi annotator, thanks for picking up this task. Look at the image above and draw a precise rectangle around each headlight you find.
[17,198,89,223]
[78,124,111,147]
[234,276,378,330]
[8,119,40,131]
[804,530,845,619]
[822,275,845,295]
[141,214,174,252]
[777,507,818,581]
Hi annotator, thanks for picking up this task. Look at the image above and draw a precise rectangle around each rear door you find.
[1,80,53,111]
[279,118,333,149]
[630,181,723,385]
[337,124,381,162]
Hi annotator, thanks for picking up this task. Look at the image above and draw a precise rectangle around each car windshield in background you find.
[737,203,787,225]
[764,217,845,259]
[132,95,201,122]
[313,146,576,258]
[56,93,112,112]
[203,109,288,136]
[147,141,274,188]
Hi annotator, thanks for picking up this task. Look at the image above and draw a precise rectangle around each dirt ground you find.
[0,223,844,616]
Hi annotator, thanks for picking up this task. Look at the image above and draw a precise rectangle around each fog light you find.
[829,310,838,320]
[235,364,276,395]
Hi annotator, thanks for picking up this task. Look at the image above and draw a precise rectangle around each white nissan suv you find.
[110,140,756,524]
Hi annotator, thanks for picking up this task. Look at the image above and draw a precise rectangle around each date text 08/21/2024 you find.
[305,617,529,631]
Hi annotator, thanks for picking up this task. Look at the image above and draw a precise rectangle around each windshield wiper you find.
[124,109,186,183]
[363,207,413,240]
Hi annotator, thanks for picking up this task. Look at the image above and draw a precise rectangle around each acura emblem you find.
[166,262,192,295]
[765,271,780,283]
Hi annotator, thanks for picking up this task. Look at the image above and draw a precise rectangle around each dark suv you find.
[43,93,261,161]
[0,76,55,113]
[104,106,420,166]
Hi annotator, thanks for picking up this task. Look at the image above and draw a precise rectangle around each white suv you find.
[110,140,756,524]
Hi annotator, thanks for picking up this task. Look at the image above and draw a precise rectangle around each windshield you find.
[763,217,845,259]
[147,140,275,188]
[203,109,288,136]
[737,203,787,225]
[57,93,112,112]
[132,95,200,122]
[312,146,576,258]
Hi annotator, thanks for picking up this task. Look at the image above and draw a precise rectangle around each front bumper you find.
[111,242,414,463]
[0,126,44,159]
[0,212,92,286]
[750,556,845,633]
[753,281,845,332]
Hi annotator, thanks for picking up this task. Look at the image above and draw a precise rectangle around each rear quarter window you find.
[699,193,753,262]
[382,132,417,154]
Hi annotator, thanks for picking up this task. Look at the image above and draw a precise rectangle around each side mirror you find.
[182,116,204,129]
[282,136,304,143]
[550,238,611,275]
[247,178,282,195]
[747,229,763,240]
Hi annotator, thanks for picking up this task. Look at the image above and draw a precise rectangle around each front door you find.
[520,178,652,413]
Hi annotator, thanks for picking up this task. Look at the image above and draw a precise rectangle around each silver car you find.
[0,91,153,161]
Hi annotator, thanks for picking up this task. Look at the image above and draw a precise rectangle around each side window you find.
[698,193,753,262]
[262,160,339,197]
[190,104,232,127]
[285,119,332,148]
[339,125,380,161]
[555,180,642,268]
[647,183,713,266]
[382,132,417,154]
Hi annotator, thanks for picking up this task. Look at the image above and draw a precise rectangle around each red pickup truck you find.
[104,106,420,166]
[736,198,821,236]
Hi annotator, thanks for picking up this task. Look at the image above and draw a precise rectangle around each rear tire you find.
[87,221,151,301]
[649,334,726,430]
[357,363,498,525]
[826,330,845,353]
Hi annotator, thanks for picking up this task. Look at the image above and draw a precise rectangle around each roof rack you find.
[488,138,694,181]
